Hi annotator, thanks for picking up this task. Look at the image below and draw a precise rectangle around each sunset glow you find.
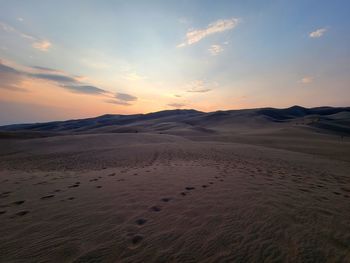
[1,0,349,124]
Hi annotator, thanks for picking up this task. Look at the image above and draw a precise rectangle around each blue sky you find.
[0,0,349,124]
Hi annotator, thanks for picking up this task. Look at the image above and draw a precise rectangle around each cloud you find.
[300,76,313,84]
[208,44,224,55]
[116,92,137,102]
[174,94,182,98]
[32,40,52,51]
[309,28,327,38]
[105,92,138,106]
[29,72,79,84]
[105,99,132,106]
[177,18,239,47]
[31,66,59,72]
[186,80,213,93]
[123,72,145,81]
[168,103,187,108]
[0,61,26,91]
[0,60,109,95]
[62,85,108,95]
[0,21,52,51]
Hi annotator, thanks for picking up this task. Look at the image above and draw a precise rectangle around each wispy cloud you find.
[32,40,52,51]
[186,80,213,93]
[300,76,313,84]
[123,72,146,81]
[106,92,138,106]
[0,60,26,91]
[208,44,224,55]
[116,92,137,102]
[30,72,78,83]
[30,66,60,72]
[309,27,327,38]
[0,60,109,95]
[177,18,239,47]
[62,85,108,95]
[0,21,52,51]
[168,103,187,108]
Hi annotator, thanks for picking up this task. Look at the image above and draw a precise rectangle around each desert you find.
[0,106,349,262]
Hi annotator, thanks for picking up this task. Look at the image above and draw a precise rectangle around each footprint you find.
[40,195,55,200]
[136,218,147,225]
[209,182,214,185]
[150,206,161,212]
[341,187,350,193]
[96,186,102,189]
[13,200,25,205]
[108,173,116,177]
[180,192,187,196]
[0,191,11,198]
[89,179,98,182]
[68,184,79,188]
[117,179,125,182]
[67,197,75,200]
[13,211,29,217]
[161,197,172,202]
[131,235,143,246]
[185,187,195,191]
[202,185,208,188]
[0,210,6,215]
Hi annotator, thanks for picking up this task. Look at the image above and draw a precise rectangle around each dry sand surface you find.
[0,132,350,262]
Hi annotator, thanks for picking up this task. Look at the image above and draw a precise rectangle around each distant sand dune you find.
[0,107,350,262]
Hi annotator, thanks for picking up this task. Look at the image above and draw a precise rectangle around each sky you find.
[0,0,349,125]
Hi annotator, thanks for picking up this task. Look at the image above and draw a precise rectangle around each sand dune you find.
[0,107,350,262]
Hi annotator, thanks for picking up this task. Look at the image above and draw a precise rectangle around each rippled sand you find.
[0,133,349,262]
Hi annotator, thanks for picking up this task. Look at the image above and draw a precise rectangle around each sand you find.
[0,131,350,262]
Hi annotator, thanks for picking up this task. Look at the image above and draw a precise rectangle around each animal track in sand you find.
[130,234,143,247]
[202,185,208,188]
[96,186,102,189]
[108,173,116,177]
[40,195,55,200]
[68,182,80,188]
[13,211,29,217]
[150,206,161,212]
[0,210,6,215]
[89,178,98,182]
[180,192,187,196]
[67,197,75,200]
[185,187,195,191]
[136,218,147,225]
[161,197,172,202]
[13,200,25,205]
[0,191,11,198]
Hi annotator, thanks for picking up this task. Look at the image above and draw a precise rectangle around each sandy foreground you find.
[0,133,349,262]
